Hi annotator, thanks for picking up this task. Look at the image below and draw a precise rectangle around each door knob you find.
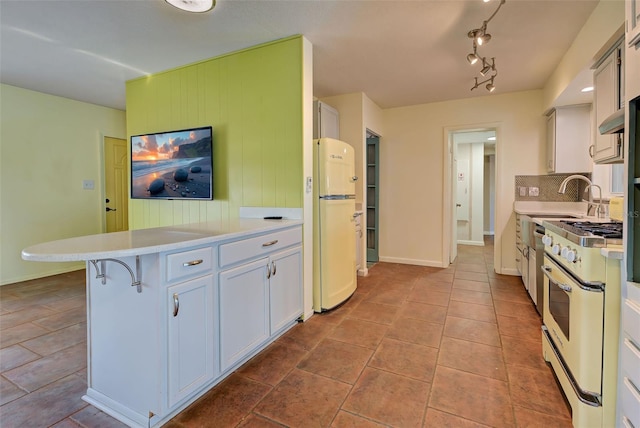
[106,207,117,212]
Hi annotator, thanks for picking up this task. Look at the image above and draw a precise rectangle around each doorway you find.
[445,128,497,265]
[103,136,129,233]
[366,132,380,263]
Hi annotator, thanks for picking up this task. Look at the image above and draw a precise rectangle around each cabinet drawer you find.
[623,299,640,345]
[620,377,640,428]
[219,227,301,268]
[166,247,213,283]
[621,338,640,390]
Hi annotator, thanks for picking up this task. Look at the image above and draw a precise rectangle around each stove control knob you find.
[561,247,569,258]
[552,244,561,255]
[566,249,577,263]
[542,235,552,246]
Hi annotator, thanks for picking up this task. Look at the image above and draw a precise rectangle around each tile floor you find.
[0,239,572,427]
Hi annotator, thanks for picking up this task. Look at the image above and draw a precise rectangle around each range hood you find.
[598,107,625,135]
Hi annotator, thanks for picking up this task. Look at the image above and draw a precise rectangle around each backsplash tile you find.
[515,174,591,202]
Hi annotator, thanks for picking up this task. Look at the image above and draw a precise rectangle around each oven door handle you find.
[541,265,572,292]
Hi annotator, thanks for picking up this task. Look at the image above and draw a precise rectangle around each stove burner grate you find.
[561,221,623,239]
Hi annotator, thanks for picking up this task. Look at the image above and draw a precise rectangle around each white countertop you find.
[601,246,624,260]
[21,219,303,262]
[513,201,588,217]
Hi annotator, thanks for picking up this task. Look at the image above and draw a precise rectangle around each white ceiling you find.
[0,0,600,111]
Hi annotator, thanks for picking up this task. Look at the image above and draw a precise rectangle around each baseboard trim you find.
[457,240,485,247]
[378,256,447,268]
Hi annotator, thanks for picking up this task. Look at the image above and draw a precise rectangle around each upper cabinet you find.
[313,100,340,140]
[546,105,592,174]
[592,40,625,164]
[627,0,640,49]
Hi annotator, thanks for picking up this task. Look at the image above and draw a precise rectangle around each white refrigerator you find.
[313,137,357,312]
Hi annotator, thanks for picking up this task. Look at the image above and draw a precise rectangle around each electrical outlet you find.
[519,186,527,197]
[82,179,95,190]
[528,186,539,197]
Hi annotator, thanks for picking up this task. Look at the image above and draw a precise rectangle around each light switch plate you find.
[519,187,527,197]
[82,179,95,190]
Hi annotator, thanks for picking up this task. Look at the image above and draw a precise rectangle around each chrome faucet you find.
[585,184,604,218]
[558,175,595,216]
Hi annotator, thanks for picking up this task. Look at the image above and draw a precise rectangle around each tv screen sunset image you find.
[131,127,213,200]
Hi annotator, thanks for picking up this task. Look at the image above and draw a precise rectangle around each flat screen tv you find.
[130,126,213,200]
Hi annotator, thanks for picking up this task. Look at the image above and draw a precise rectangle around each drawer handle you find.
[266,263,271,279]
[183,259,203,267]
[262,240,279,247]
[271,261,277,277]
[173,293,179,317]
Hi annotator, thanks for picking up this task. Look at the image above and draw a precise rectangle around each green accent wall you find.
[126,36,304,229]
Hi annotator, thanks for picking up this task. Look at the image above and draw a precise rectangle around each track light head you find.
[467,52,479,65]
[477,32,491,45]
[486,82,495,92]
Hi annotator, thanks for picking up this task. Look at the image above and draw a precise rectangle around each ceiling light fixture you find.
[581,86,594,93]
[471,74,497,92]
[165,0,215,13]
[480,57,495,76]
[467,43,480,65]
[466,0,506,93]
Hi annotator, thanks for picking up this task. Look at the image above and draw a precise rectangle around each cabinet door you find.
[167,275,216,408]
[593,50,621,162]
[219,258,269,372]
[269,246,303,333]
[546,111,556,173]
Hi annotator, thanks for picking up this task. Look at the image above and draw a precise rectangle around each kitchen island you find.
[21,219,304,428]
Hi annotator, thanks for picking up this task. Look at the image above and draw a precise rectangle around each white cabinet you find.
[355,213,362,272]
[619,282,640,427]
[81,224,303,427]
[313,100,340,139]
[627,0,640,49]
[167,274,216,408]
[219,258,270,372]
[593,43,624,164]
[269,247,303,333]
[218,227,303,373]
[546,105,592,173]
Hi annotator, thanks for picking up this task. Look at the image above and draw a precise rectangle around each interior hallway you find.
[0,238,572,427]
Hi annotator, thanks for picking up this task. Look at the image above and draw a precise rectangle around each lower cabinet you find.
[269,246,303,333]
[219,258,270,372]
[167,274,216,408]
[219,245,303,372]
[84,225,303,427]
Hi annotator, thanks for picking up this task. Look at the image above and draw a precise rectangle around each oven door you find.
[542,254,604,396]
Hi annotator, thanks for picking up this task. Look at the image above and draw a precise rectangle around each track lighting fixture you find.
[465,0,506,93]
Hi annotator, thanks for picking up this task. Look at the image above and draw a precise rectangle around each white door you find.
[317,198,356,310]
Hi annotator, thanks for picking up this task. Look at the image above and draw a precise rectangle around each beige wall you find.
[381,90,544,272]
[542,0,625,111]
[1,84,126,284]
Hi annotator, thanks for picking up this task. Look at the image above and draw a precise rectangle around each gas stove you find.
[543,220,623,248]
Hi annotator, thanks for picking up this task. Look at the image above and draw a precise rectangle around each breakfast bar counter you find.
[21,219,304,428]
